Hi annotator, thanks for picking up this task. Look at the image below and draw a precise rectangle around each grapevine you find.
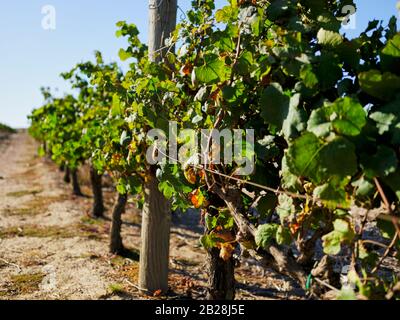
[28,0,400,300]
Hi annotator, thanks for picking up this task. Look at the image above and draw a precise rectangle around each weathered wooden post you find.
[138,0,177,294]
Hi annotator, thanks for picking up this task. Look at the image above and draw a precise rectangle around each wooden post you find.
[148,0,177,63]
[138,0,177,294]
[139,168,171,293]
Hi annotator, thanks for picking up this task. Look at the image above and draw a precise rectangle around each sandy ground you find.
[0,131,304,300]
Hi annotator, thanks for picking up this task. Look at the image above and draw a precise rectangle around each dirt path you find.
[0,132,117,299]
[0,131,303,300]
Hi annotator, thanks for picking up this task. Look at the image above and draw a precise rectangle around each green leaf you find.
[261,83,304,138]
[222,82,245,105]
[369,96,400,143]
[235,51,254,75]
[282,94,307,140]
[256,136,280,161]
[281,156,302,191]
[313,182,350,208]
[261,83,289,128]
[364,20,379,33]
[322,219,354,255]
[337,287,357,300]
[194,58,228,84]
[370,111,396,135]
[300,64,318,89]
[287,133,357,184]
[315,53,343,90]
[383,170,400,201]
[251,15,262,37]
[256,193,278,218]
[322,231,342,255]
[200,234,220,250]
[255,224,279,249]
[276,194,296,222]
[352,177,374,197]
[266,0,290,20]
[127,175,142,194]
[111,94,122,117]
[337,41,361,70]
[359,70,400,101]
[377,219,397,239]
[334,219,350,234]
[381,34,400,72]
[218,210,235,230]
[361,146,398,178]
[37,146,46,157]
[159,181,174,199]
[215,5,238,23]
[276,226,291,245]
[118,48,132,61]
[116,179,127,195]
[307,97,366,137]
[205,215,218,231]
[317,29,343,47]
[334,209,349,218]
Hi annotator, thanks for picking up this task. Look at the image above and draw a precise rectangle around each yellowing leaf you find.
[219,243,235,261]
[180,63,193,76]
[214,230,235,243]
[184,167,197,185]
[153,289,162,297]
[189,189,206,209]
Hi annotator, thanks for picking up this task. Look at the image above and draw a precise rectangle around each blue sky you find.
[0,0,399,128]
